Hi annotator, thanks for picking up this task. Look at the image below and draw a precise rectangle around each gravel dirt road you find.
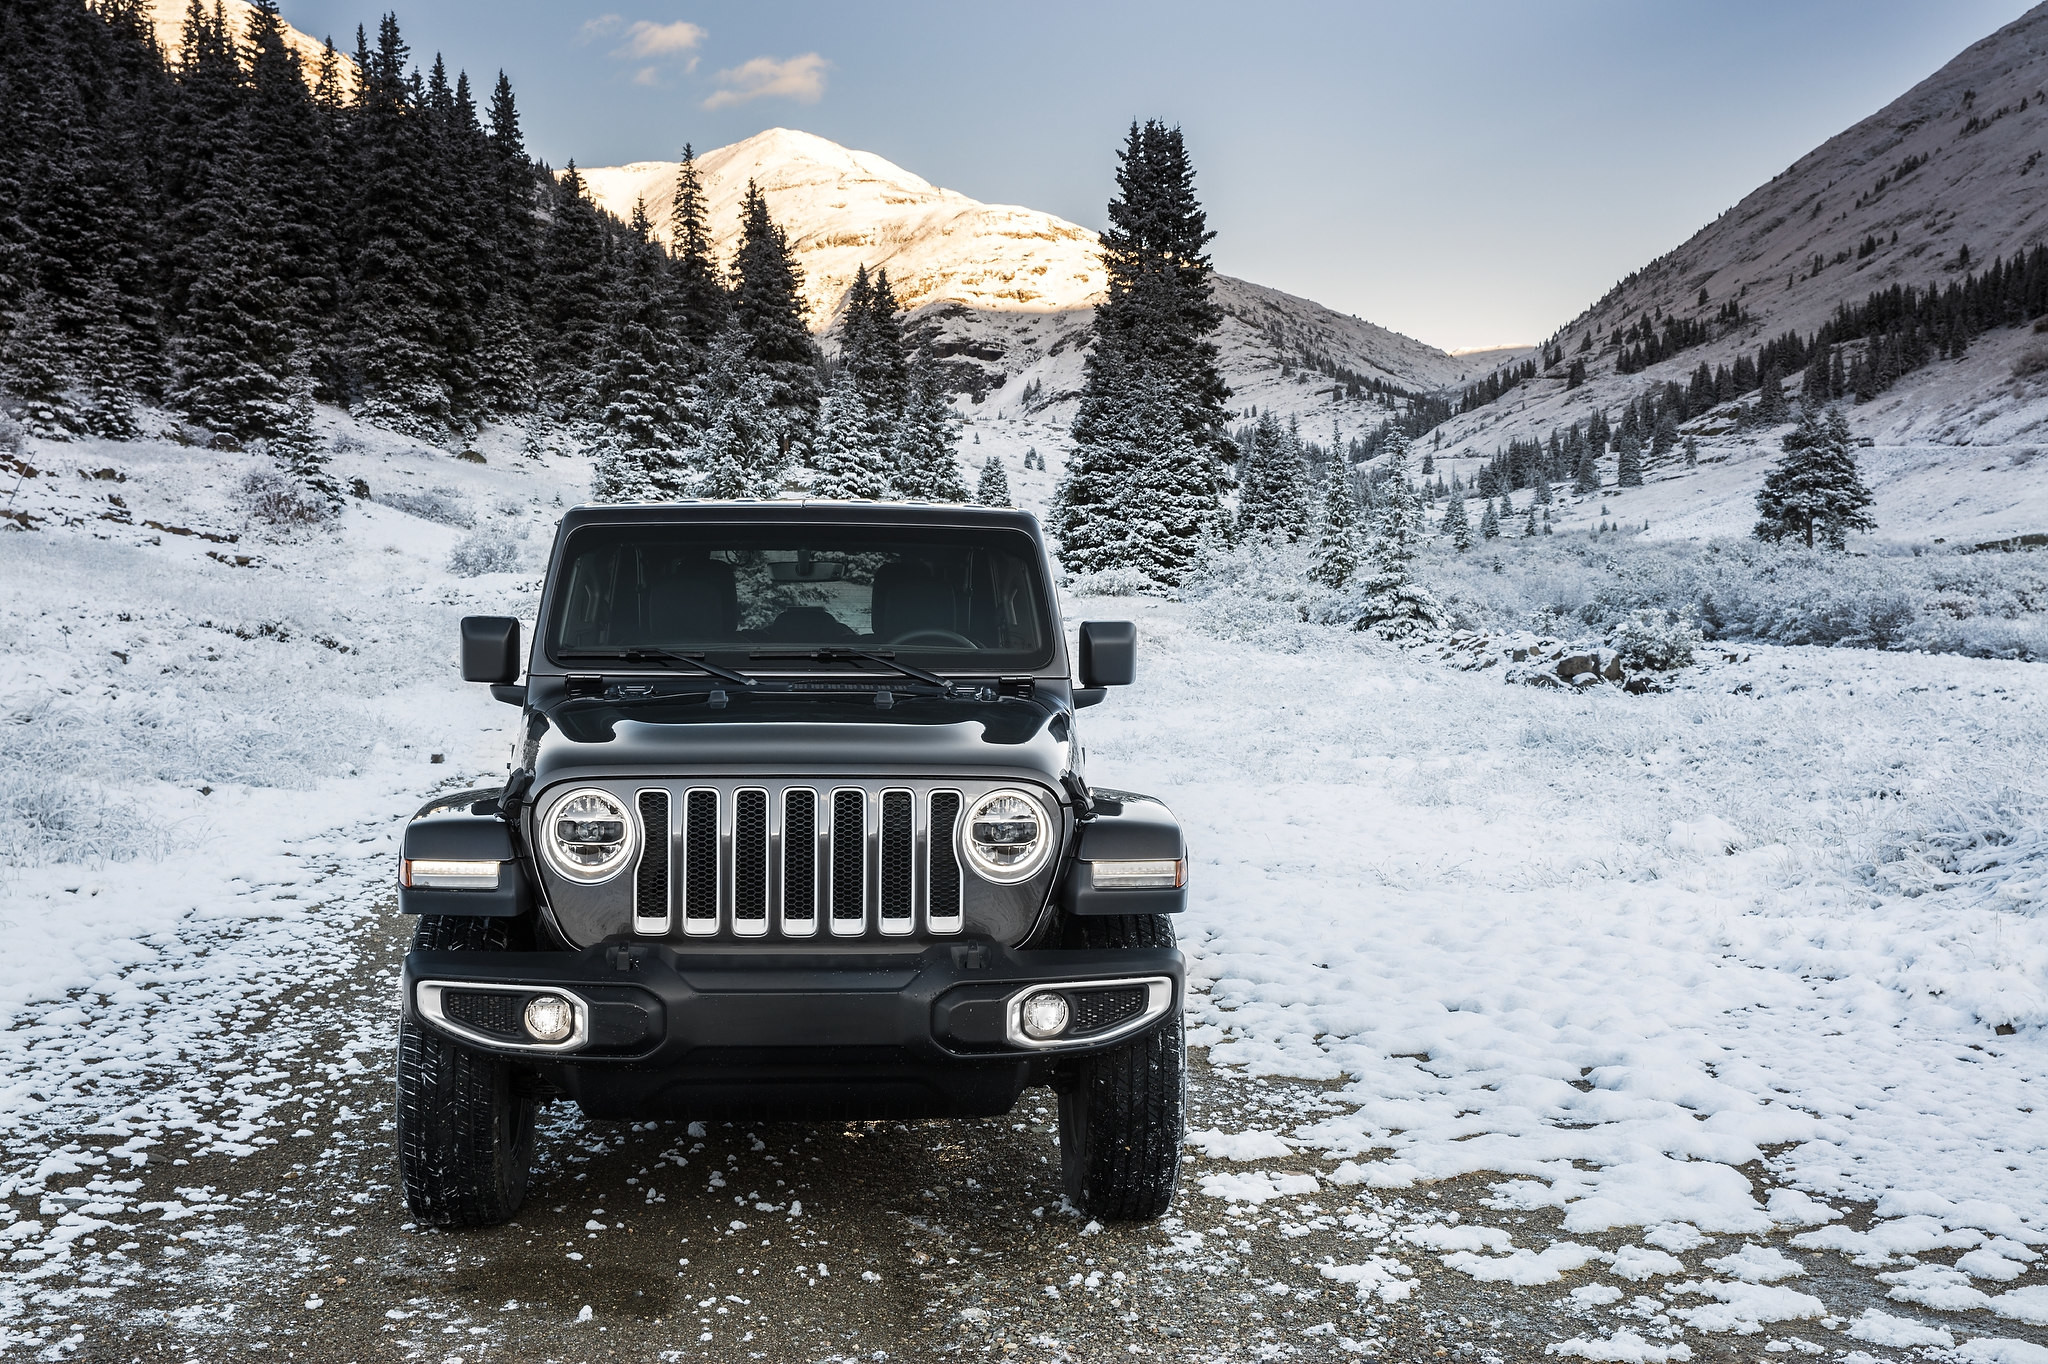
[5,879,2042,1363]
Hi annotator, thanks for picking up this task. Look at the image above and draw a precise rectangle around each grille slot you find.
[830,788,866,928]
[879,790,914,929]
[733,789,768,928]
[633,789,670,930]
[927,790,963,930]
[1069,987,1147,1036]
[683,789,718,933]
[783,788,817,927]
[442,989,526,1040]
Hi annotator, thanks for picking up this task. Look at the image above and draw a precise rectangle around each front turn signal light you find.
[1086,858,1185,891]
[401,858,502,890]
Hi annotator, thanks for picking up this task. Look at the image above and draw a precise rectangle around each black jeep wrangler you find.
[395,502,1187,1227]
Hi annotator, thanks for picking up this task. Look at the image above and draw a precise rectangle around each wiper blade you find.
[749,647,956,691]
[557,648,760,689]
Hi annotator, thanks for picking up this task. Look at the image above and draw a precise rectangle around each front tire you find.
[396,916,537,1228]
[1056,914,1186,1222]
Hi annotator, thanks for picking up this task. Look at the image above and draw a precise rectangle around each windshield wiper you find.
[557,648,761,689]
[749,647,959,692]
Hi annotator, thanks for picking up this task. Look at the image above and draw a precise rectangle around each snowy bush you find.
[1417,538,2048,660]
[374,488,474,527]
[448,525,525,577]
[1064,565,1163,597]
[1607,609,1700,671]
[233,469,333,532]
[1176,540,1363,651]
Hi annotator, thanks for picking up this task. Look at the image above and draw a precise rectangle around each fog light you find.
[523,994,575,1043]
[1020,991,1070,1040]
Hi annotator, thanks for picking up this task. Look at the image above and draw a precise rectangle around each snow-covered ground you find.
[5,418,2048,1358]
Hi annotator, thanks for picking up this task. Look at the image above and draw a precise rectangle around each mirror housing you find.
[1076,620,1136,689]
[461,616,522,685]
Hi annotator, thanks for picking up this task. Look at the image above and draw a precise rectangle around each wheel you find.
[395,915,538,1228]
[1055,914,1186,1222]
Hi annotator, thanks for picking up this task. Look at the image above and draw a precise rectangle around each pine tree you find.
[1479,497,1500,540]
[1683,436,1699,467]
[891,362,968,501]
[1445,487,1474,549]
[729,181,822,459]
[1522,504,1537,537]
[1753,406,1875,548]
[809,370,886,500]
[1652,411,1678,458]
[667,143,726,347]
[693,328,782,499]
[591,200,690,498]
[1051,121,1231,584]
[1309,457,1360,587]
[1234,411,1311,541]
[1757,364,1788,423]
[3,289,81,436]
[1616,429,1644,487]
[977,453,1011,507]
[1351,433,1444,637]
[472,71,537,416]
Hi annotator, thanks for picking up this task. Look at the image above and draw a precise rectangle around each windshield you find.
[545,522,1056,671]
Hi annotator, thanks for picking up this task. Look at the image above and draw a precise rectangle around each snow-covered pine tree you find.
[1308,457,1360,587]
[1757,365,1789,423]
[1652,411,1678,458]
[2,290,81,437]
[590,199,690,499]
[1522,504,1537,537]
[339,16,455,436]
[533,162,612,429]
[1615,428,1644,487]
[667,143,727,348]
[1234,411,1312,541]
[1050,121,1231,584]
[1753,406,1875,548]
[1350,433,1444,638]
[977,454,1011,507]
[890,362,969,501]
[1479,497,1500,540]
[472,72,538,418]
[809,370,888,500]
[1683,435,1699,466]
[729,181,822,461]
[1439,488,1471,550]
[693,330,782,499]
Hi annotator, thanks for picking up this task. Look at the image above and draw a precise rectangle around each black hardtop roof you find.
[558,500,1047,539]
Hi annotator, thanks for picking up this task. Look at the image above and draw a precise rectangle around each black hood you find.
[529,690,1073,789]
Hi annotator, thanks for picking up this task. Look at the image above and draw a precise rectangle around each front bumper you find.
[401,940,1183,1120]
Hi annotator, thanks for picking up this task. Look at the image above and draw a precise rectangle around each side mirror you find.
[461,616,521,684]
[1077,620,1136,689]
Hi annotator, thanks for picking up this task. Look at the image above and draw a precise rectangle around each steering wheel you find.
[887,628,977,649]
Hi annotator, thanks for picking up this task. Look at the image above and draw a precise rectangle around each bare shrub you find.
[234,469,332,531]
[2012,345,2048,380]
[374,488,473,527]
[448,525,524,576]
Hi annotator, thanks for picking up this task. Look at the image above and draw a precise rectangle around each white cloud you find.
[702,52,829,110]
[578,13,623,41]
[614,20,706,59]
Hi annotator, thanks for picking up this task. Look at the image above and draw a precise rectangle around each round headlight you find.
[541,788,637,882]
[960,788,1053,884]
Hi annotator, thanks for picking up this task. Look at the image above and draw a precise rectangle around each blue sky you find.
[279,0,2038,353]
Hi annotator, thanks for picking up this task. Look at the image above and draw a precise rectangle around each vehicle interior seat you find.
[643,554,740,644]
[869,562,959,642]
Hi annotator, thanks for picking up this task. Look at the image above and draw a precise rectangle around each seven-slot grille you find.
[630,784,974,938]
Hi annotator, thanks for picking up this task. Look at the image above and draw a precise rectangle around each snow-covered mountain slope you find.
[1430,1,2048,462]
[582,129,1490,427]
[144,0,343,74]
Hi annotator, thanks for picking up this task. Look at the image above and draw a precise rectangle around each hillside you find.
[1431,1,2048,466]
[581,130,1493,429]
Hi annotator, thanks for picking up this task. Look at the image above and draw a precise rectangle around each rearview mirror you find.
[1077,620,1136,688]
[461,616,521,684]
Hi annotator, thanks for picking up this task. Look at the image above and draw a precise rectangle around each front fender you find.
[1061,789,1187,917]
[398,789,533,918]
